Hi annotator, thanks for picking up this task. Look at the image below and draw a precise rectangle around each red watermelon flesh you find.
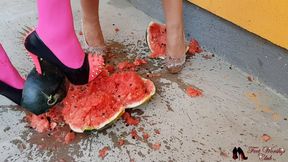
[62,86,124,133]
[147,21,203,58]
[147,22,167,59]
[62,70,155,132]
[109,72,155,108]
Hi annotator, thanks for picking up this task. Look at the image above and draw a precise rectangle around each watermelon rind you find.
[69,107,125,133]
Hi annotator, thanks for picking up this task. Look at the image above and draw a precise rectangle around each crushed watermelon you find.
[99,146,110,159]
[61,70,155,132]
[117,61,135,71]
[152,143,161,150]
[122,112,140,126]
[26,114,50,133]
[64,132,76,144]
[188,39,202,55]
[131,129,140,140]
[133,58,147,66]
[143,132,150,140]
[186,86,203,97]
[118,139,125,146]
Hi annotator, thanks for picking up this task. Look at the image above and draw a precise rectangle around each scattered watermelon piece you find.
[122,112,140,126]
[143,132,150,140]
[118,139,125,146]
[186,86,203,97]
[26,114,50,133]
[79,31,83,36]
[105,64,115,73]
[99,146,110,159]
[117,61,135,71]
[152,143,161,150]
[133,58,147,66]
[188,39,202,55]
[64,132,76,144]
[154,129,160,135]
[261,134,271,142]
[131,129,140,140]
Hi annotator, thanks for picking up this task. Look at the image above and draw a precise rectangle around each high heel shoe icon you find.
[232,147,248,160]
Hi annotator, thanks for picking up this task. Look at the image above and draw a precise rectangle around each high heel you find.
[24,31,104,85]
[82,22,107,56]
[237,147,248,160]
[166,46,189,74]
[232,147,238,160]
[0,81,22,105]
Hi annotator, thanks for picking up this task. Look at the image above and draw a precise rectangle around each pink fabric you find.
[36,0,85,69]
[0,44,25,89]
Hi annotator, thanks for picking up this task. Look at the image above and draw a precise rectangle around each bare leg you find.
[163,0,186,59]
[80,0,105,48]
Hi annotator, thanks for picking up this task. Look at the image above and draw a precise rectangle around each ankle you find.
[166,33,186,59]
[82,19,105,48]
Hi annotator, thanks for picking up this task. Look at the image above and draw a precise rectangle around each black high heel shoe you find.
[24,31,104,85]
[237,147,248,160]
[232,147,238,160]
[0,65,67,115]
[0,81,22,105]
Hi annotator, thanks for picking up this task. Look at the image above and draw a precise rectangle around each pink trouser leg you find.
[0,44,25,89]
[36,0,85,69]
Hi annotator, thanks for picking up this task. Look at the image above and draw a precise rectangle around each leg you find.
[81,0,105,48]
[25,0,104,85]
[0,44,24,105]
[163,0,186,73]
[36,0,85,68]
[0,44,24,89]
[163,0,186,58]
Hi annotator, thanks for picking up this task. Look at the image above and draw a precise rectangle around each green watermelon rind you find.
[69,108,125,133]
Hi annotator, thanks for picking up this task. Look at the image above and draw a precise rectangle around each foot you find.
[82,17,106,55]
[166,25,187,73]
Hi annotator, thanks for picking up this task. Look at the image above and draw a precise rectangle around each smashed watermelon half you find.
[62,70,155,133]
[146,21,167,59]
